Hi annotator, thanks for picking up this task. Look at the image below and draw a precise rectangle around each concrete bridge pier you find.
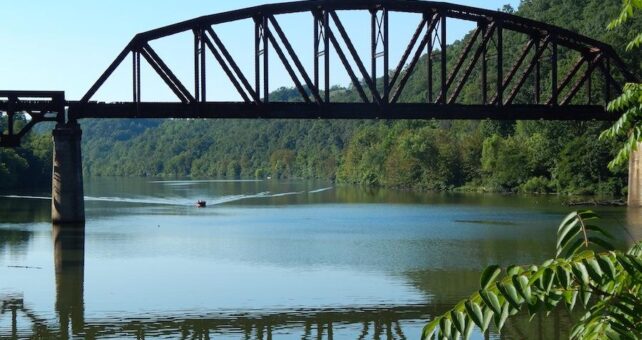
[629,144,642,207]
[52,122,85,224]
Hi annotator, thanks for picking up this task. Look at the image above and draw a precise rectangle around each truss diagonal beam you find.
[267,29,312,103]
[315,12,369,104]
[202,31,252,103]
[437,25,482,103]
[504,36,551,105]
[140,43,195,104]
[82,45,132,103]
[448,23,497,104]
[389,15,429,91]
[391,14,440,104]
[490,38,535,105]
[561,54,603,106]
[206,27,259,103]
[329,11,382,104]
[269,15,323,104]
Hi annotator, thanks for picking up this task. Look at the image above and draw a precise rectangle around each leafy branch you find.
[422,211,642,340]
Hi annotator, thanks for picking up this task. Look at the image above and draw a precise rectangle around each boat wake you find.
[1,187,331,207]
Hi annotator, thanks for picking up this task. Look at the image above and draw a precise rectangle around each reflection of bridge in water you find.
[0,225,577,339]
[1,295,431,339]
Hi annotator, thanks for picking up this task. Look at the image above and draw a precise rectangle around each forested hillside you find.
[3,0,641,195]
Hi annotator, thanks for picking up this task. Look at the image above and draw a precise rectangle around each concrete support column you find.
[52,122,85,224]
[629,143,642,207]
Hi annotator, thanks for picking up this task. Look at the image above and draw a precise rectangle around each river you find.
[0,177,640,339]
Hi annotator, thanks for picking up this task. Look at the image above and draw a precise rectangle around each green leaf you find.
[497,282,521,310]
[482,307,493,333]
[560,238,585,259]
[480,265,502,290]
[439,317,452,338]
[542,268,555,293]
[479,290,501,315]
[493,303,510,332]
[512,275,532,302]
[587,236,615,251]
[506,265,522,276]
[556,265,570,289]
[597,255,616,280]
[563,290,578,310]
[572,262,590,286]
[584,258,604,282]
[451,310,466,334]
[463,318,474,340]
[464,300,484,329]
[422,317,441,340]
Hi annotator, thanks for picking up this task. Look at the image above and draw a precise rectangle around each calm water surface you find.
[1,177,641,339]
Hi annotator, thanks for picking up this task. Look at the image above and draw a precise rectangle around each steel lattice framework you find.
[0,0,639,146]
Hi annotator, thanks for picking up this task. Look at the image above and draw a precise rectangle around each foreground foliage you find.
[422,210,642,339]
[600,0,642,170]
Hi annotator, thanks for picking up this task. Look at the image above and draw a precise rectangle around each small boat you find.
[196,200,207,208]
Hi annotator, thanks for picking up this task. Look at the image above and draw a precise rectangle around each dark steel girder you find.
[68,101,614,121]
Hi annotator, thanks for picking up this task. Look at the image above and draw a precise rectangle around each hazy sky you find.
[0,0,520,101]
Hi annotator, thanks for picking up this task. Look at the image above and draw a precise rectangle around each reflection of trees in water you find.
[0,229,32,253]
[0,198,50,223]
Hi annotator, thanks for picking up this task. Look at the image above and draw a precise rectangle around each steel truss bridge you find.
[0,0,638,147]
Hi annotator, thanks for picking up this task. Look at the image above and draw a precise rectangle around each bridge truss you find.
[1,0,639,147]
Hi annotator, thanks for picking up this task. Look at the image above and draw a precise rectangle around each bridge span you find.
[0,0,639,223]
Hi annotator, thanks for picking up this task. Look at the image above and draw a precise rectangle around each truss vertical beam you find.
[383,9,389,102]
[371,9,377,100]
[194,30,201,102]
[132,51,141,103]
[535,41,541,104]
[440,14,447,104]
[255,19,261,102]
[427,13,434,103]
[200,29,206,102]
[324,11,330,103]
[481,24,487,104]
[551,39,558,105]
[262,16,270,103]
[496,23,503,106]
[314,13,320,91]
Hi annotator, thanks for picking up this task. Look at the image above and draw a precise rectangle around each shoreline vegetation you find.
[2,0,641,200]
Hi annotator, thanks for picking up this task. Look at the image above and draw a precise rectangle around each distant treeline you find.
[2,0,641,195]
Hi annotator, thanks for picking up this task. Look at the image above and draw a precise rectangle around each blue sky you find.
[0,0,520,101]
